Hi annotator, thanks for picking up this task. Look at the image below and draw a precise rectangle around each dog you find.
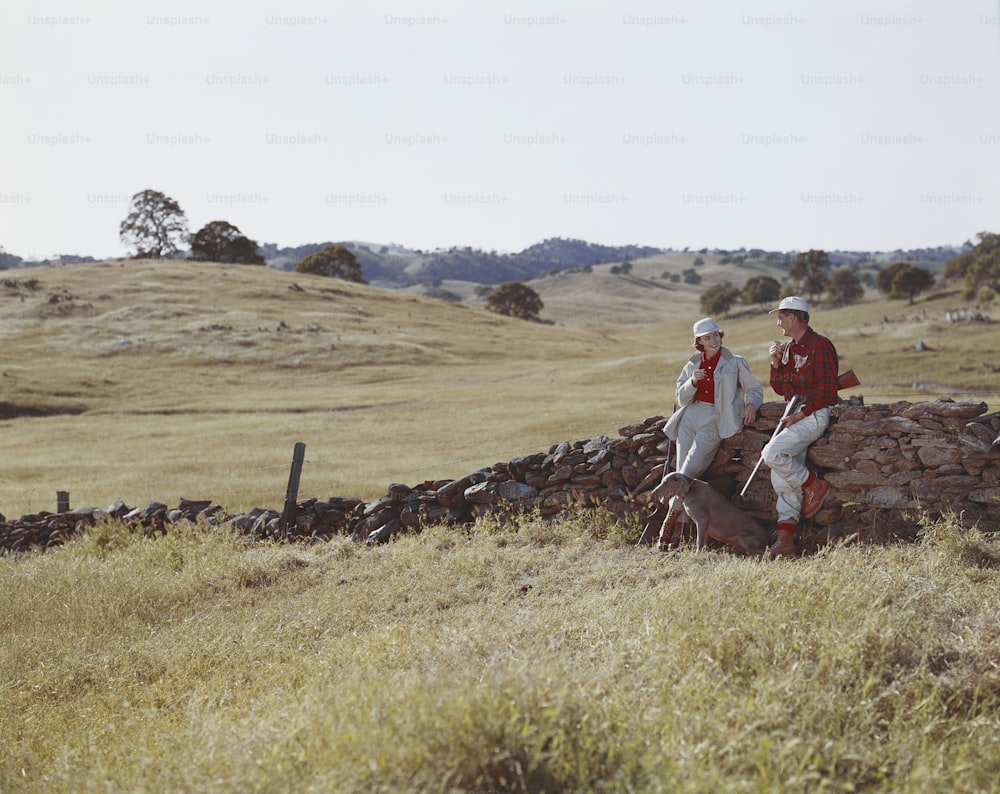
[651,472,770,556]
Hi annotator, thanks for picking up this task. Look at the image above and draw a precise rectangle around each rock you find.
[3,397,1000,555]
[915,444,963,468]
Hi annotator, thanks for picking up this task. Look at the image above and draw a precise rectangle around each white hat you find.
[692,317,722,337]
[768,296,809,314]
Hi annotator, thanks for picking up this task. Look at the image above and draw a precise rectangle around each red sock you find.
[778,522,797,534]
[803,471,817,489]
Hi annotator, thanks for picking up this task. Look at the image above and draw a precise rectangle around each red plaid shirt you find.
[769,327,839,415]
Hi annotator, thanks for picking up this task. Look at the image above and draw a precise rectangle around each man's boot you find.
[801,471,830,519]
[768,522,800,559]
[657,502,684,551]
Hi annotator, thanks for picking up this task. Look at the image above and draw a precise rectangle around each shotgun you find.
[636,437,673,546]
[740,395,801,497]
[738,369,861,497]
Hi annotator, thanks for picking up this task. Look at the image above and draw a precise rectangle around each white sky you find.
[2,0,999,260]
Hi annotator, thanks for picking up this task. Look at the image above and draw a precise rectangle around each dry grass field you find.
[2,257,997,519]
[3,507,1000,792]
[3,258,1000,792]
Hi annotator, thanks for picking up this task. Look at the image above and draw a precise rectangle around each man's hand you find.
[769,340,786,368]
[780,409,806,429]
[743,404,758,425]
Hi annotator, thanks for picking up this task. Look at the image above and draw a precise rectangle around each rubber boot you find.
[768,522,800,559]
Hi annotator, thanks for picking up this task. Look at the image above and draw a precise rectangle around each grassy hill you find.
[3,258,1000,792]
[2,258,998,520]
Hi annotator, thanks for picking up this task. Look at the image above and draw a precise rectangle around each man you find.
[762,296,839,558]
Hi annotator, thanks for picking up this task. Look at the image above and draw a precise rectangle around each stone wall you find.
[2,397,998,555]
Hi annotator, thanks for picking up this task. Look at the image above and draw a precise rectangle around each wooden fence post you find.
[57,491,70,513]
[280,442,306,536]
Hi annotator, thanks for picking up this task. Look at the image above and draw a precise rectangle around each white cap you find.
[768,296,809,314]
[692,317,722,337]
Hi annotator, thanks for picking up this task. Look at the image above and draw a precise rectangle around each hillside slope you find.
[1,259,996,520]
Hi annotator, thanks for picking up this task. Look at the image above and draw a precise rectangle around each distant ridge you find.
[2,239,969,286]
[258,237,666,287]
[257,238,968,288]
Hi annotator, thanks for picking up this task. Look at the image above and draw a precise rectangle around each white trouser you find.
[674,401,721,478]
[668,401,722,524]
[761,407,830,524]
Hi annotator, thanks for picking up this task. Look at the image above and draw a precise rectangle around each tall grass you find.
[3,512,999,792]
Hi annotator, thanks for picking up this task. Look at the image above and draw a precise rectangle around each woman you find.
[653,317,763,548]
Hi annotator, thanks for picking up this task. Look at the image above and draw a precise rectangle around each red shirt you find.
[695,349,721,403]
[769,327,839,415]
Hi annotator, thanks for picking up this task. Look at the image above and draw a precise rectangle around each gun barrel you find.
[739,395,802,497]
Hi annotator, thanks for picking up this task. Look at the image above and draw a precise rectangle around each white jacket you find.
[664,347,763,441]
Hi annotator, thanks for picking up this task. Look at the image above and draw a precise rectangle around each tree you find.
[876,262,935,303]
[789,249,830,300]
[875,261,911,295]
[740,275,781,306]
[681,268,702,285]
[119,189,189,259]
[943,232,991,281]
[826,268,865,307]
[189,220,265,265]
[485,281,544,321]
[293,245,367,283]
[893,266,935,304]
[944,232,1000,300]
[699,284,740,317]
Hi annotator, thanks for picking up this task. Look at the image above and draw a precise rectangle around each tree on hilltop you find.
[876,262,935,304]
[891,266,935,304]
[741,275,781,307]
[190,220,265,265]
[119,189,189,259]
[944,232,1000,301]
[789,249,830,300]
[826,267,865,307]
[293,245,367,283]
[699,284,740,318]
[875,262,911,295]
[485,281,544,321]
[681,267,702,285]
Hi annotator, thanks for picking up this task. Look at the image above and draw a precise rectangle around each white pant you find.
[666,401,722,524]
[761,408,830,524]
[674,401,721,478]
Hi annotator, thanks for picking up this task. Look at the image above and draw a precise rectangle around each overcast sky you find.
[2,0,999,260]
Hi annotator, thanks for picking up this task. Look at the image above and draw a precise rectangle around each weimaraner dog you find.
[651,472,770,556]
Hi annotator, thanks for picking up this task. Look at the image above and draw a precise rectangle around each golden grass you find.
[1,258,998,522]
[2,513,999,792]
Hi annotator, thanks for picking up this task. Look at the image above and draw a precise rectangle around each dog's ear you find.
[666,472,689,497]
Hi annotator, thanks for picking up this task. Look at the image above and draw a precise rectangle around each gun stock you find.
[837,369,860,390]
